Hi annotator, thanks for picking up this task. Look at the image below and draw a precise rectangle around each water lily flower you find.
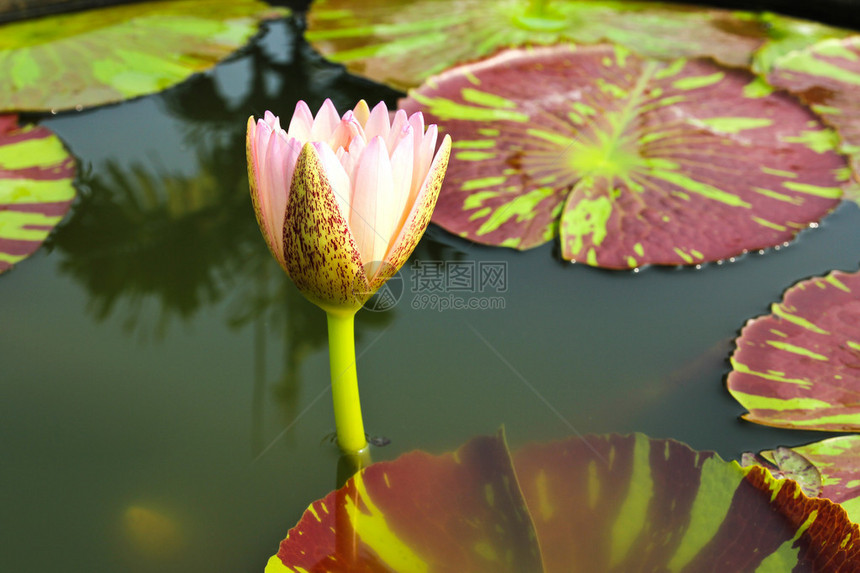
[246,99,451,453]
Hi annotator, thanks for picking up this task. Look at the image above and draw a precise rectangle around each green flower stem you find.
[326,311,368,454]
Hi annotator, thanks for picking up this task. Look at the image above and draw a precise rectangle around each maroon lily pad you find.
[306,0,848,91]
[0,0,287,112]
[265,432,860,571]
[768,36,860,203]
[727,269,860,432]
[400,44,847,268]
[0,114,76,274]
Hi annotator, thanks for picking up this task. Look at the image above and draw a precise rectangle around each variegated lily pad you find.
[306,0,847,91]
[265,432,860,571]
[769,36,860,203]
[0,0,287,112]
[400,44,846,268]
[758,436,860,524]
[0,114,76,274]
[727,269,860,432]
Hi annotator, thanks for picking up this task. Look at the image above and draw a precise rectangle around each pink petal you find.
[388,124,415,240]
[407,111,425,137]
[310,99,341,142]
[383,134,451,267]
[264,110,282,131]
[262,134,288,261]
[411,123,438,200]
[327,110,366,153]
[385,109,409,154]
[350,136,397,265]
[338,135,366,188]
[287,101,314,141]
[364,101,391,142]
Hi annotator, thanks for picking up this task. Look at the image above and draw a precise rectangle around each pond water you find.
[2,11,860,573]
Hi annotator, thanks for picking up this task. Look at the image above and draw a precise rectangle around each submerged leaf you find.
[765,436,860,524]
[0,0,287,112]
[307,0,848,91]
[728,269,860,432]
[0,114,76,274]
[741,447,822,497]
[769,36,860,203]
[266,432,860,571]
[401,44,845,268]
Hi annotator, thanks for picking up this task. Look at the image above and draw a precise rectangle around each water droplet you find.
[729,257,736,263]
[632,267,640,273]
[758,249,765,255]
[695,264,702,270]
[809,222,819,229]
[50,109,57,115]
[75,104,83,111]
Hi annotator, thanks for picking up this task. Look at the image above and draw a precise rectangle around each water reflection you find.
[52,141,254,339]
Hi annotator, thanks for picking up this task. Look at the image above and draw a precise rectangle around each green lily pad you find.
[757,436,860,524]
[0,114,76,274]
[768,36,860,203]
[400,44,846,268]
[306,0,816,91]
[265,432,860,571]
[727,269,860,432]
[0,0,287,112]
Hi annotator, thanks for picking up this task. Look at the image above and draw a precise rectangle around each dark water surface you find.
[3,13,860,573]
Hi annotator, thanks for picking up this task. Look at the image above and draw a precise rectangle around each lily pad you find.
[758,436,860,524]
[400,44,846,268]
[0,114,76,274]
[306,0,819,91]
[727,269,860,432]
[265,432,860,571]
[768,36,860,202]
[0,0,287,112]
